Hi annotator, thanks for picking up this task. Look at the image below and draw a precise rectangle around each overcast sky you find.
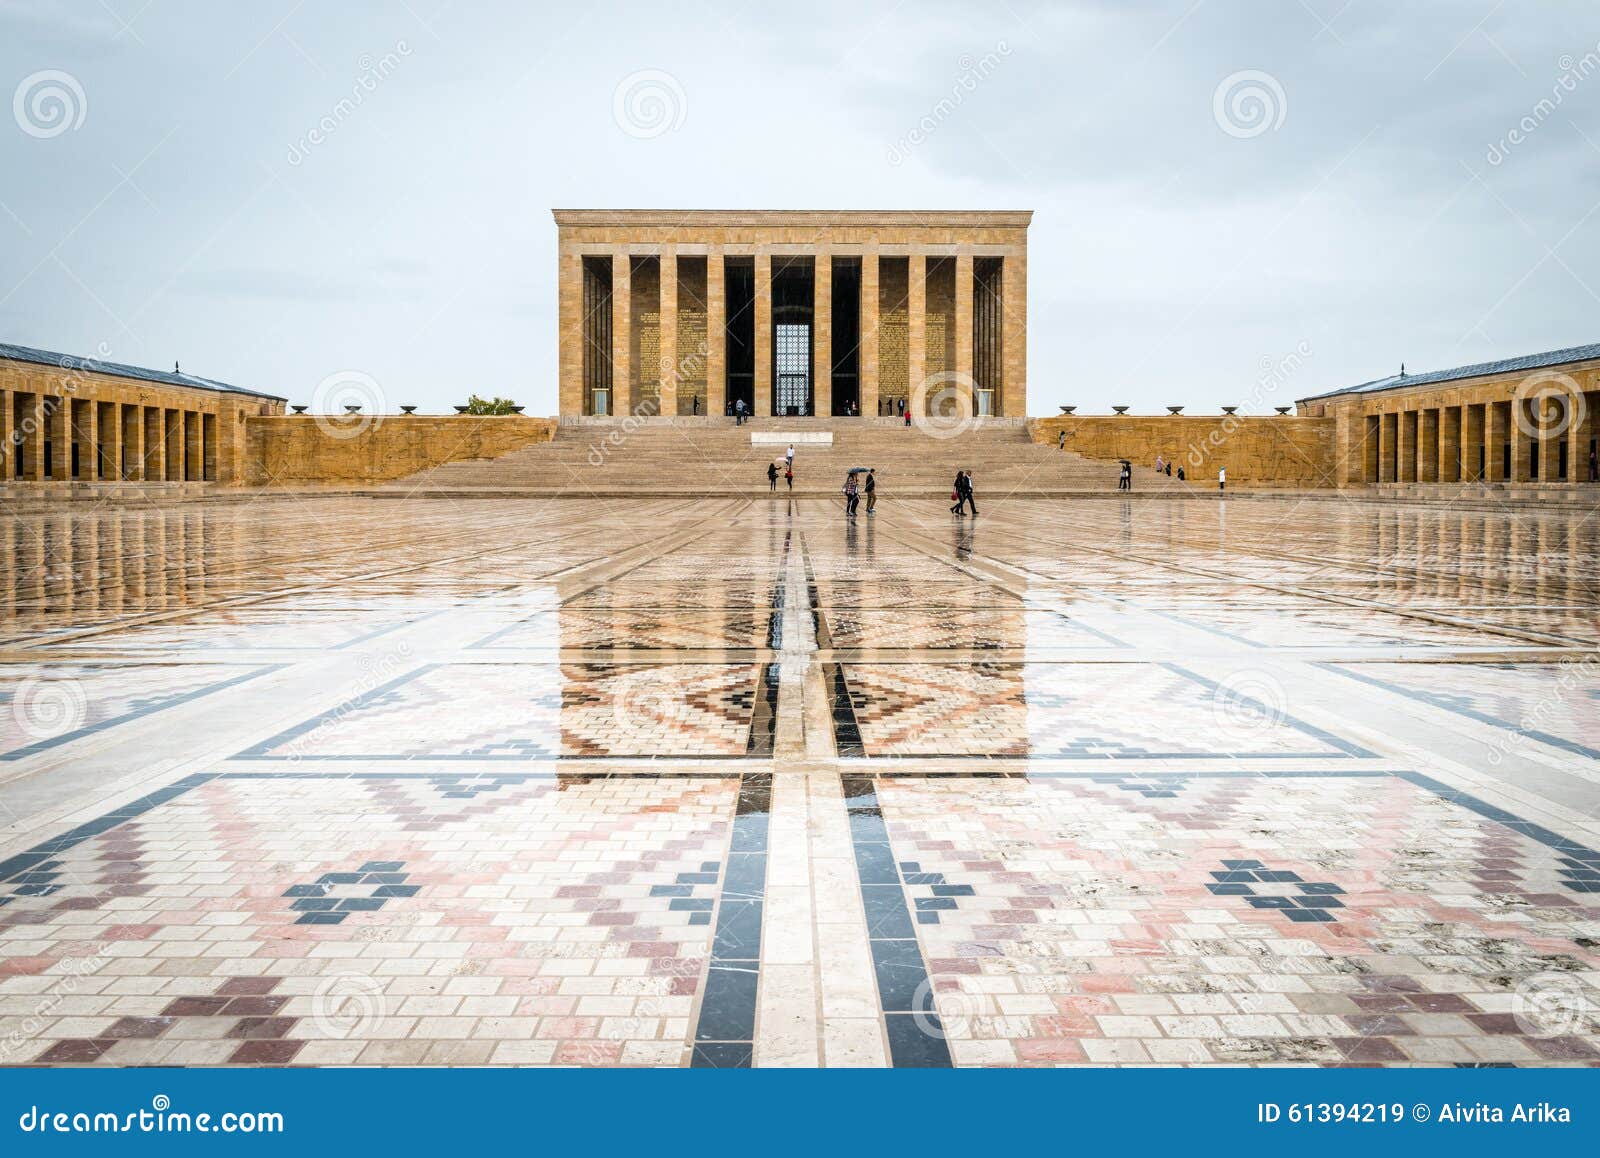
[2,0,1598,414]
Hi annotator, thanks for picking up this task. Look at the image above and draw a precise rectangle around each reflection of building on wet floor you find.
[0,497,1597,1068]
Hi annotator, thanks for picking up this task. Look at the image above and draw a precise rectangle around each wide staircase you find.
[384,417,1195,498]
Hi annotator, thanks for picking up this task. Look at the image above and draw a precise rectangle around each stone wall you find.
[244,415,556,486]
[1029,414,1338,488]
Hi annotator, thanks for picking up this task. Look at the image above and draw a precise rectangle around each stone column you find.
[859,251,879,418]
[1398,409,1416,482]
[705,250,725,418]
[1543,394,1568,480]
[126,403,145,481]
[812,251,831,417]
[30,394,48,480]
[103,400,122,480]
[1000,250,1027,417]
[1463,403,1484,481]
[48,394,70,480]
[1418,408,1438,482]
[1486,401,1507,481]
[557,249,582,417]
[754,250,772,416]
[612,252,632,417]
[0,389,11,483]
[1511,399,1533,481]
[658,247,678,417]
[1438,405,1460,482]
[907,253,926,414]
[80,399,99,481]
[954,253,974,413]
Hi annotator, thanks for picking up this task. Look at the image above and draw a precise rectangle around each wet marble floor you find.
[0,495,1597,1067]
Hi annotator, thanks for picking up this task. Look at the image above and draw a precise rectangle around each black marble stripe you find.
[692,772,772,1068]
[840,773,952,1068]
[745,663,780,757]
[826,663,864,757]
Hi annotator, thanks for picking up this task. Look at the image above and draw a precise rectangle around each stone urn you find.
[343,404,362,414]
[509,406,526,414]
[1221,406,1238,415]
[1058,405,1076,415]
[454,405,471,414]
[1112,406,1130,415]
[290,405,308,414]
[400,405,417,415]
[1166,406,1184,415]
[1275,406,1292,415]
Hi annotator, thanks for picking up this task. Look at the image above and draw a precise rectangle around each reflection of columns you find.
[705,251,725,418]
[1000,250,1026,417]
[859,251,879,418]
[658,247,678,417]
[126,403,145,481]
[612,252,632,416]
[813,252,831,417]
[954,253,974,411]
[754,251,772,416]
[907,252,926,412]
[1398,409,1416,482]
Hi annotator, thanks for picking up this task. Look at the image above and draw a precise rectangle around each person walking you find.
[1117,461,1130,492]
[958,470,978,516]
[784,462,793,492]
[767,461,778,491]
[951,471,965,515]
[842,472,859,518]
[903,407,912,428]
[785,443,795,471]
[1218,465,1226,493]
[1058,430,1066,450]
[1176,465,1185,482]
[1590,446,1598,482]
[1155,453,1165,474]
[1165,461,1172,476]
[864,468,877,515]
[735,397,748,426]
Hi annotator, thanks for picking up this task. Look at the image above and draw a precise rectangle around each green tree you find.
[459,394,520,415]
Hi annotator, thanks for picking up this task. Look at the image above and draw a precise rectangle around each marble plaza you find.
[0,495,1597,1067]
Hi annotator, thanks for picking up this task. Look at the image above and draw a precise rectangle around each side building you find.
[1,342,285,487]
[1299,342,1600,489]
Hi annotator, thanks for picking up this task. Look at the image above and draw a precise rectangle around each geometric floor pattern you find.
[1,495,1597,1066]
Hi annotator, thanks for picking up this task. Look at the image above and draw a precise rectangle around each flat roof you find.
[1299,340,1600,402]
[0,341,286,402]
[553,209,1033,228]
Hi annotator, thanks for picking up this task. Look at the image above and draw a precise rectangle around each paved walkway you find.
[0,495,1597,1066]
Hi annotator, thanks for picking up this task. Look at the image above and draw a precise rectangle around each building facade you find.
[1,343,285,487]
[554,210,1030,419]
[1298,343,1600,488]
